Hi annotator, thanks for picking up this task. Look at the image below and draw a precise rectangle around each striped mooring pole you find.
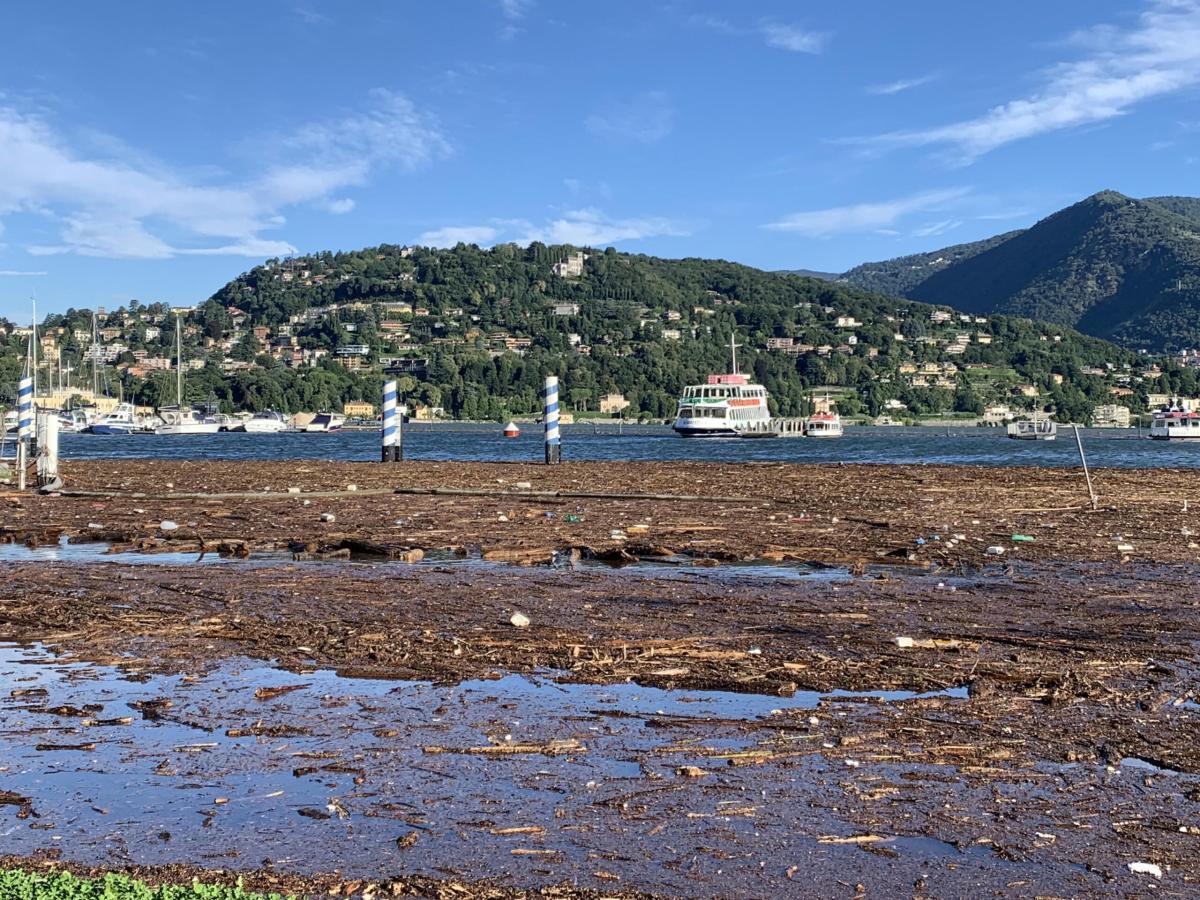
[543,375,561,465]
[381,379,401,462]
[16,374,32,490]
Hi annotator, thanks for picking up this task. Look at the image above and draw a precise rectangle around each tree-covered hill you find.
[840,191,1200,352]
[7,242,1186,424]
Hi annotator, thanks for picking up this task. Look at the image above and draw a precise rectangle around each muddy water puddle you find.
[0,536,957,585]
[0,643,1110,896]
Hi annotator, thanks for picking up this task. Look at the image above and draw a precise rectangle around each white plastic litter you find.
[1128,862,1163,879]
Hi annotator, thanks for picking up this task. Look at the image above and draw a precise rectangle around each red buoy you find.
[502,421,520,438]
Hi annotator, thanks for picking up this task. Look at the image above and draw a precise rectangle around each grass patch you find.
[0,869,295,900]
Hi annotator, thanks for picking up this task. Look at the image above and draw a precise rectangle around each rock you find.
[1128,862,1163,879]
[509,612,530,628]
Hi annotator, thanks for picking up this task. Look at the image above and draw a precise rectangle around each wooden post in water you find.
[381,379,400,462]
[543,375,561,465]
[1073,424,1098,510]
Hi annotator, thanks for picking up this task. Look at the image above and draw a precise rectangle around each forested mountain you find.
[839,232,1019,298]
[839,191,1200,352]
[8,242,1189,424]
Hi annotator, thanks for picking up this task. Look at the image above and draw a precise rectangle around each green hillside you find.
[7,242,1189,424]
[840,191,1200,352]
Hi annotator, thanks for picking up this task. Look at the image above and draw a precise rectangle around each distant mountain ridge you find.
[838,191,1200,352]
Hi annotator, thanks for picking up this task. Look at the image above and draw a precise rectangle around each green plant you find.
[0,869,295,900]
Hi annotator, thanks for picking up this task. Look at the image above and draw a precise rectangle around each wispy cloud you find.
[499,0,532,19]
[691,14,829,54]
[3,89,447,259]
[0,269,46,276]
[911,219,962,238]
[418,225,500,247]
[867,73,938,96]
[585,92,674,144]
[856,0,1200,161]
[293,7,330,26]
[419,208,690,248]
[759,22,828,54]
[765,188,971,237]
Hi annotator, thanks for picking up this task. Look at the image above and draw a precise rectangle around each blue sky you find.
[1,0,1199,318]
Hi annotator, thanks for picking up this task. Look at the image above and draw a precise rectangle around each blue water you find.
[47,423,1194,467]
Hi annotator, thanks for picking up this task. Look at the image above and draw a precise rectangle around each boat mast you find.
[30,298,38,405]
[175,314,183,407]
[730,331,740,376]
[92,309,100,397]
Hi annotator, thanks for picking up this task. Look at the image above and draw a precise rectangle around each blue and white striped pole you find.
[381,379,401,462]
[16,375,33,442]
[543,375,561,465]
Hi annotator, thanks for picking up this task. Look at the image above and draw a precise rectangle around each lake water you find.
[45,423,1200,467]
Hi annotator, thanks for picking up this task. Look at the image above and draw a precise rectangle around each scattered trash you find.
[498,514,509,522]
[287,487,301,494]
[320,513,336,523]
[1117,543,1134,552]
[894,636,914,649]
[675,765,707,778]
[509,612,530,628]
[627,524,649,535]
[1128,862,1163,879]
[514,481,532,490]
[1011,534,1035,542]
[986,545,1005,555]
[610,529,626,540]
[159,520,179,532]
[346,484,358,492]
[564,514,583,523]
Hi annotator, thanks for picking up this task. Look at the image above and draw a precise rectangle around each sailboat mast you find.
[92,310,100,396]
[176,314,183,407]
[30,299,38,404]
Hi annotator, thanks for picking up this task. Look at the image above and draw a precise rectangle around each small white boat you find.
[1150,405,1200,440]
[805,412,843,438]
[86,403,149,435]
[1007,419,1057,441]
[303,412,345,433]
[240,410,288,433]
[155,316,220,435]
[154,406,220,435]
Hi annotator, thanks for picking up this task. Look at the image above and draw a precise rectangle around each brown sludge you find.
[1,459,1199,898]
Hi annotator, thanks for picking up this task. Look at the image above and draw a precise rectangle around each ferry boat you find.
[1007,419,1057,441]
[804,411,844,438]
[672,336,771,437]
[1150,404,1200,440]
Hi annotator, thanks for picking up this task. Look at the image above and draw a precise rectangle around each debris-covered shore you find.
[2,460,1199,897]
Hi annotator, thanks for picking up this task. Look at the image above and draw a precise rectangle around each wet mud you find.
[2,460,1199,897]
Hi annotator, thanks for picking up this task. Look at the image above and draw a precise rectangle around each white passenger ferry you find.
[1150,403,1200,440]
[672,337,771,437]
[805,411,844,438]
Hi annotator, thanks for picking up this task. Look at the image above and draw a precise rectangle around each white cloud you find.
[911,219,962,238]
[585,91,674,144]
[759,22,828,54]
[0,269,45,276]
[418,208,690,248]
[418,225,501,247]
[691,14,829,53]
[0,89,447,259]
[867,73,938,95]
[499,0,532,19]
[765,188,971,237]
[859,0,1200,160]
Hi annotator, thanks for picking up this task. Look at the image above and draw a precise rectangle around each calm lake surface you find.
[47,423,1200,468]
